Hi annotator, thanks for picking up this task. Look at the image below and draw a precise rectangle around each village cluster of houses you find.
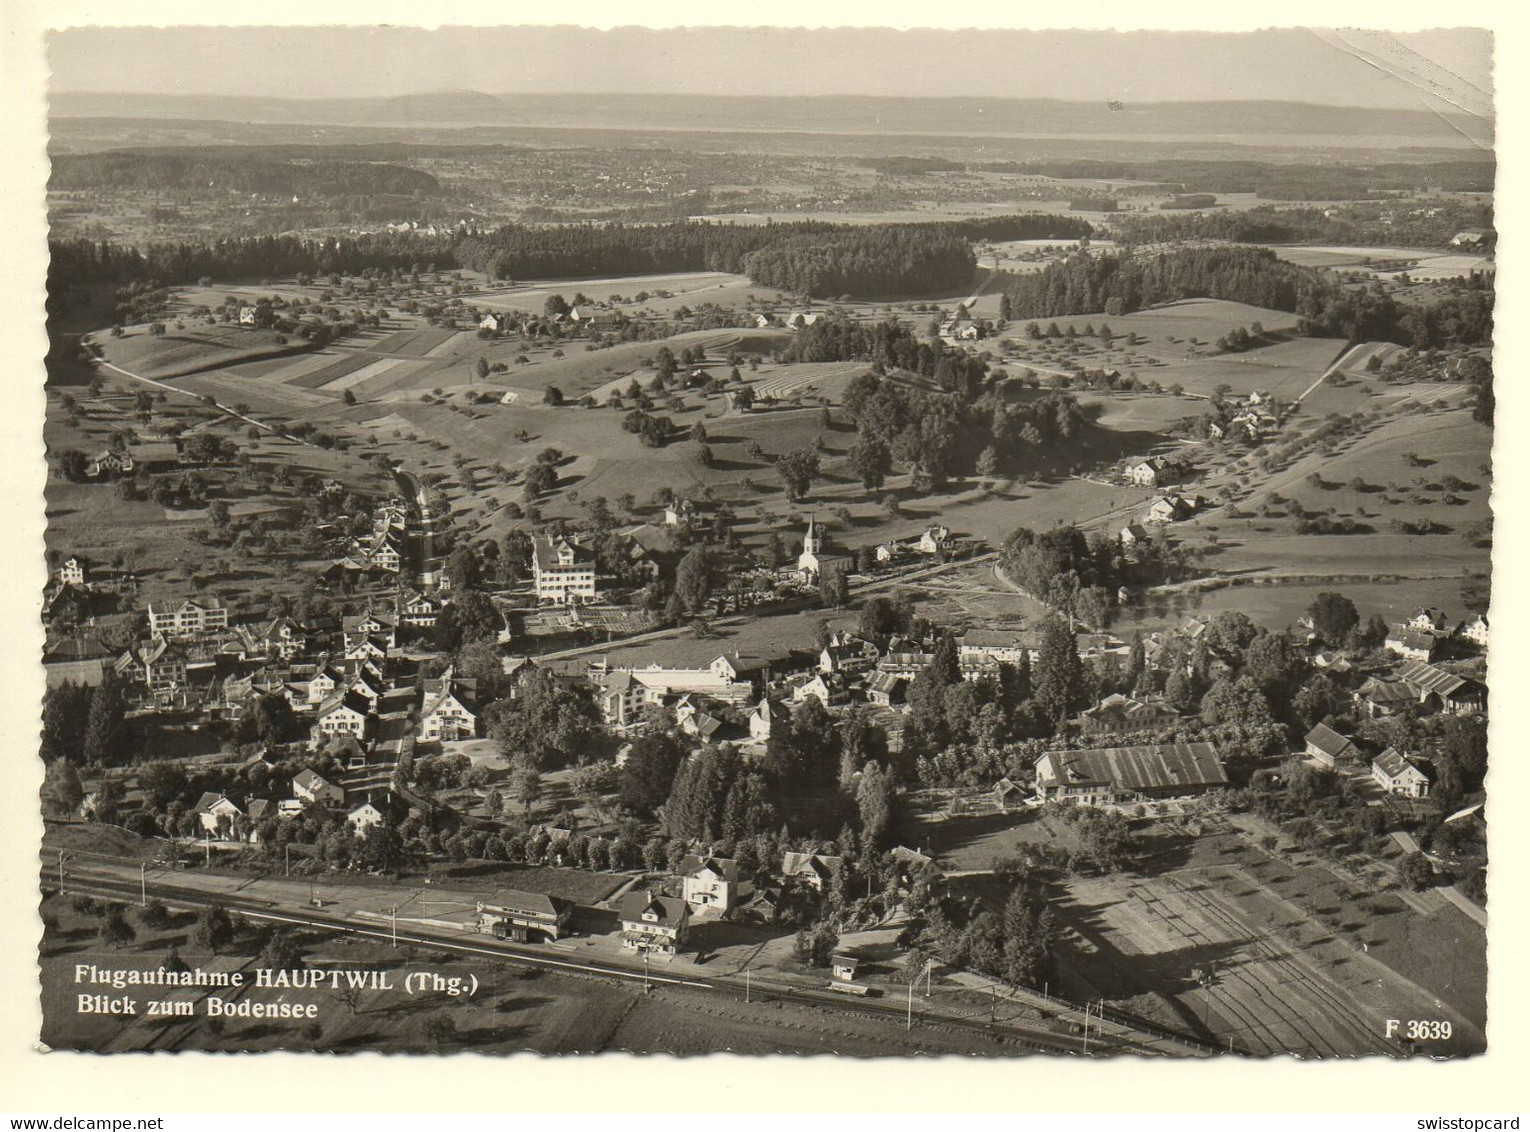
[190,757,404,846]
[1382,607,1489,664]
[321,497,411,585]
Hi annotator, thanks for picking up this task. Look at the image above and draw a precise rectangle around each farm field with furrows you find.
[94,323,318,380]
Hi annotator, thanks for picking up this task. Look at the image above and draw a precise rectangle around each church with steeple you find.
[795,513,844,581]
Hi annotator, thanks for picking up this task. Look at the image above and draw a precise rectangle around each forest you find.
[48,213,1089,303]
[1114,202,1495,250]
[998,246,1494,348]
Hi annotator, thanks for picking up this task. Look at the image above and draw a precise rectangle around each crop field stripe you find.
[258,349,345,383]
[326,357,408,391]
[424,330,463,357]
[287,352,375,389]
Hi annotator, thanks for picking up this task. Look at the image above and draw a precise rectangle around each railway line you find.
[43,854,1194,1056]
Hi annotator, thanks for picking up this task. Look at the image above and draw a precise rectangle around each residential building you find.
[1371,748,1433,798]
[1461,614,1489,648]
[532,536,598,604]
[1077,693,1179,734]
[1304,722,1360,769]
[865,672,908,709]
[958,628,1029,667]
[148,597,230,638]
[618,891,690,955]
[57,556,89,586]
[1394,660,1486,714]
[1384,625,1441,663]
[1033,742,1227,806]
[293,768,345,808]
[782,852,844,892]
[419,671,478,742]
[680,855,738,913]
[193,792,243,837]
[749,697,790,742]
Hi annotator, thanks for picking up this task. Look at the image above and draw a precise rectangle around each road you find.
[84,340,297,440]
[46,851,1201,1056]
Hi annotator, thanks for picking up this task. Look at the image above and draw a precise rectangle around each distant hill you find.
[50,91,1490,148]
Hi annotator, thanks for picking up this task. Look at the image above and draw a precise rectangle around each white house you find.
[618,891,689,955]
[420,681,477,742]
[680,856,738,914]
[57,556,89,586]
[1371,748,1432,798]
[293,768,345,808]
[193,792,243,837]
[749,698,790,742]
[148,597,230,638]
[532,536,598,604]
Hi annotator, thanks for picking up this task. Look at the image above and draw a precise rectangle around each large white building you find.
[148,597,230,637]
[532,536,598,604]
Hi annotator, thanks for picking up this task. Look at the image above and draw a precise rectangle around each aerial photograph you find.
[35,24,1492,1058]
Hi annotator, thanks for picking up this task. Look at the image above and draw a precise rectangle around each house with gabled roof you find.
[148,597,230,638]
[749,697,791,742]
[1371,748,1433,798]
[680,855,739,913]
[193,792,244,837]
[293,768,345,808]
[1077,693,1179,735]
[1304,722,1360,769]
[618,891,690,955]
[782,852,844,892]
[532,535,598,604]
[419,670,478,742]
[311,690,373,746]
[1385,624,1442,663]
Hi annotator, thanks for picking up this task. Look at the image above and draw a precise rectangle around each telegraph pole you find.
[906,979,913,1031]
[57,850,66,896]
[140,862,147,907]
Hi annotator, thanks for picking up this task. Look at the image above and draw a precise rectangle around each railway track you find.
[44,859,1179,1056]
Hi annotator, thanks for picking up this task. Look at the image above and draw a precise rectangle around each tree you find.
[774,448,821,502]
[795,922,840,968]
[56,448,89,482]
[673,545,713,613]
[619,732,687,815]
[97,904,136,949]
[189,907,236,953]
[42,758,85,817]
[489,668,602,770]
[819,567,850,610]
[1399,852,1434,892]
[258,928,305,972]
[1032,617,1086,730]
[81,679,128,765]
[855,761,894,849]
[1307,592,1359,646]
[848,436,891,492]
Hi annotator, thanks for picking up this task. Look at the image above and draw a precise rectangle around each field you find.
[913,812,1485,1058]
[96,324,313,380]
[1270,245,1494,281]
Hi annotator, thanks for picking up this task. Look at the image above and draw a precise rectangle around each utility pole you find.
[643,952,650,992]
[1082,1000,1090,1055]
[57,850,66,896]
[906,979,913,1031]
[389,905,398,948]
[745,967,750,1004]
[140,862,148,907]
[284,843,290,877]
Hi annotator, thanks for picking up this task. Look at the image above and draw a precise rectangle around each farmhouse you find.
[1304,722,1360,769]
[1461,614,1489,647]
[749,697,791,741]
[1371,747,1433,798]
[1384,625,1441,662]
[477,889,573,942]
[865,672,908,709]
[1354,677,1419,718]
[1033,742,1227,806]
[618,891,690,956]
[782,852,844,892]
[532,536,598,605]
[1126,457,1176,488]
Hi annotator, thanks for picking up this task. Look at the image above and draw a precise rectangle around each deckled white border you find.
[0,1,1520,1115]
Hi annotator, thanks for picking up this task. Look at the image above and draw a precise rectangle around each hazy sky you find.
[47,25,1492,112]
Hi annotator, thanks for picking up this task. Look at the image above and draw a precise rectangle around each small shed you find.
[830,954,860,983]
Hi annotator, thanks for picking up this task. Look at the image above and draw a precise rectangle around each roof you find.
[782,852,844,879]
[293,768,335,791]
[1359,678,1418,705]
[680,855,738,882]
[132,442,181,464]
[193,791,238,815]
[533,536,593,570]
[618,890,688,926]
[43,657,106,687]
[1386,626,1440,653]
[1395,660,1471,699]
[1304,723,1355,759]
[480,888,566,918]
[1080,693,1178,727]
[1373,747,1430,782]
[959,629,1027,649]
[1036,742,1227,793]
